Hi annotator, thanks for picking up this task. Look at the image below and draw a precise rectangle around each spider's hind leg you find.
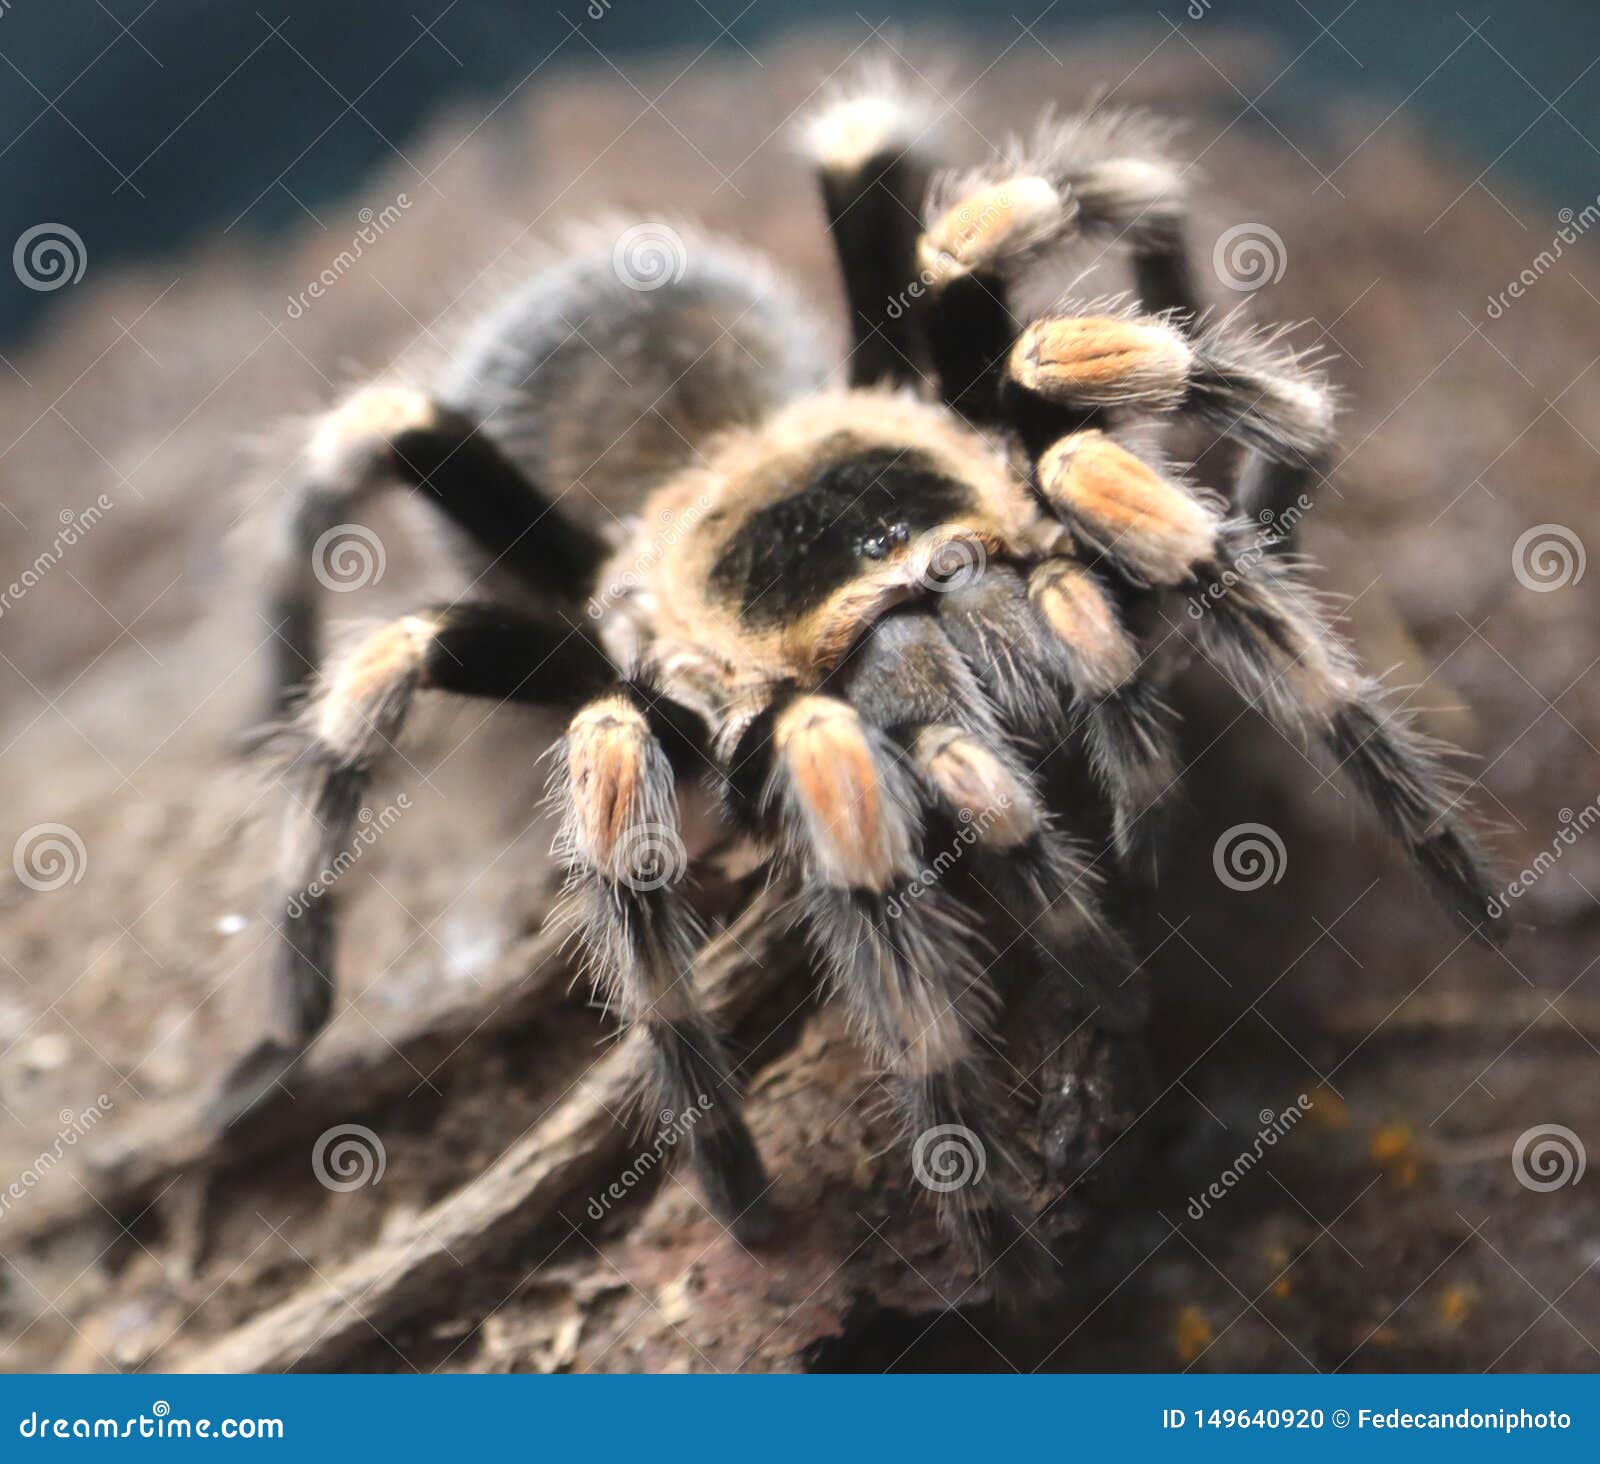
[253,386,607,737]
[800,70,941,387]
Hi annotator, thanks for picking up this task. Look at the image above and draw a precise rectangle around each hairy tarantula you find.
[226,69,1506,1283]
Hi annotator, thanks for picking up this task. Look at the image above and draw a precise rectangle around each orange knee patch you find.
[566,695,653,873]
[912,726,1040,849]
[918,176,1068,286]
[775,696,908,892]
[317,615,436,751]
[1029,561,1138,697]
[1037,430,1218,584]
[1009,315,1191,408]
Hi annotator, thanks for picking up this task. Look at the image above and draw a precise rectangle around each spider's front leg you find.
[214,602,614,1126]
[255,385,608,734]
[1004,337,1507,942]
[550,685,774,1241]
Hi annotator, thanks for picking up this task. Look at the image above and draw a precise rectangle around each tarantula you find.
[226,69,1506,1283]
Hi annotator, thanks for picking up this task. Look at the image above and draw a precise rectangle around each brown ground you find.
[0,26,1597,1373]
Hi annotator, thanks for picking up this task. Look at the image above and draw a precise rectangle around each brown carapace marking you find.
[775,696,903,892]
[1036,430,1218,585]
[1009,315,1192,408]
[913,725,1040,849]
[566,695,652,874]
[1028,560,1139,697]
[918,176,1069,286]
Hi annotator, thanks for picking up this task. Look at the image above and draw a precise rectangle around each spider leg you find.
[838,610,1109,935]
[257,385,608,730]
[800,68,939,387]
[915,105,1195,421]
[1033,562,1182,870]
[1007,304,1337,473]
[212,602,612,1126]
[1191,535,1510,945]
[551,684,774,1240]
[727,687,1051,1282]
[1028,424,1507,942]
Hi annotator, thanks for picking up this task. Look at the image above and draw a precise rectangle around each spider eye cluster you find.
[707,446,973,625]
[854,520,911,561]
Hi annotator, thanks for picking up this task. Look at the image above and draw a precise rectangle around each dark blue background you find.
[2,0,1597,344]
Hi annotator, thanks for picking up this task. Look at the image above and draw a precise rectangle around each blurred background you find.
[3,1,1600,347]
[0,1,1597,1374]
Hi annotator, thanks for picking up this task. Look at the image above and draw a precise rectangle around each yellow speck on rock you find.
[1173,1304,1213,1363]
[1439,1285,1476,1327]
[1306,1090,1350,1131]
[1370,1123,1419,1188]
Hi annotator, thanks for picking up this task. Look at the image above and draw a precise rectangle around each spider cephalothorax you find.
[225,63,1508,1285]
